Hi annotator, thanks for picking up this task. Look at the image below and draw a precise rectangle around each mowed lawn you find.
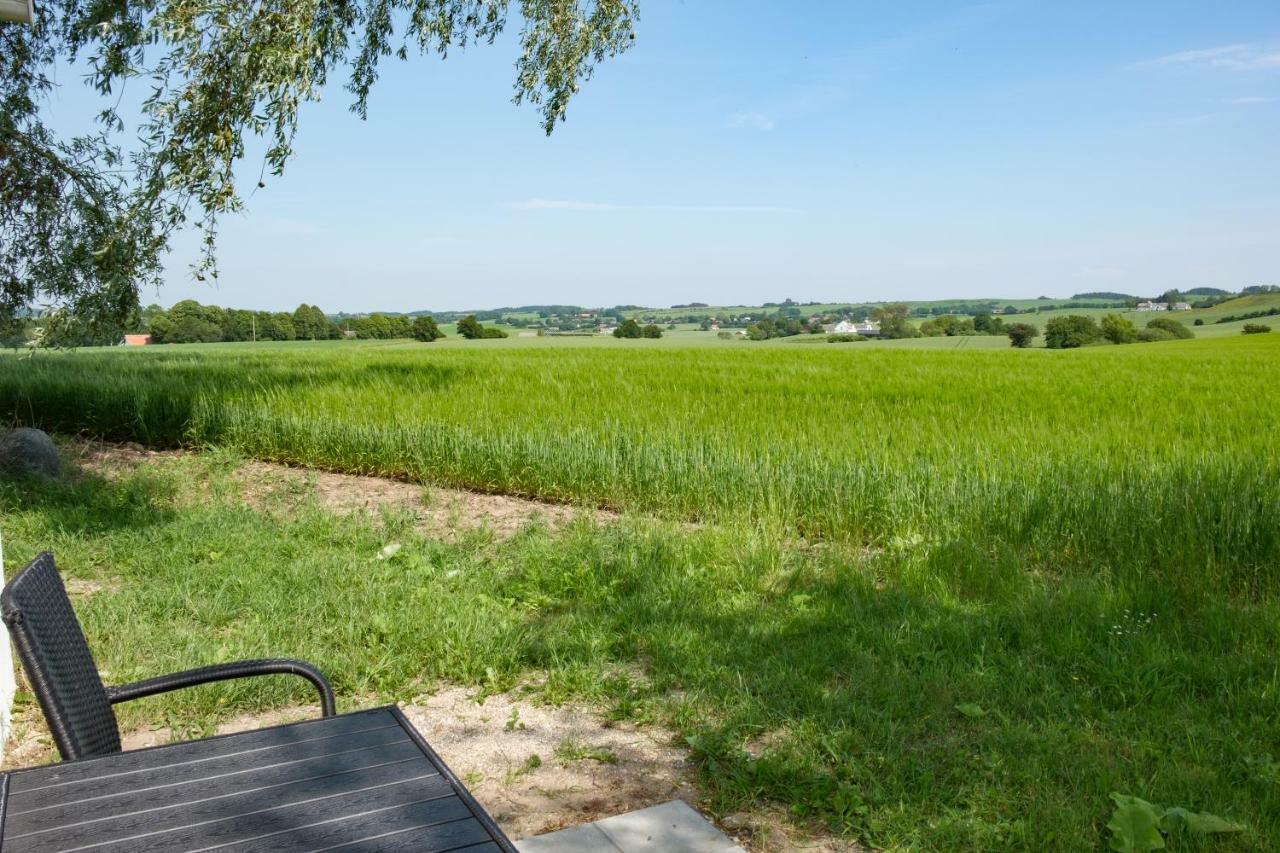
[2,334,1278,849]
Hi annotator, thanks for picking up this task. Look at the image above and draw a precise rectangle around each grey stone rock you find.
[0,428,60,481]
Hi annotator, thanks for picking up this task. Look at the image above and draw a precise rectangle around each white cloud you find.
[727,111,776,131]
[1224,96,1273,105]
[503,199,796,213]
[1136,43,1280,71]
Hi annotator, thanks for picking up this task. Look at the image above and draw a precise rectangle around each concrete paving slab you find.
[517,822,621,852]
[595,800,744,853]
[515,800,743,853]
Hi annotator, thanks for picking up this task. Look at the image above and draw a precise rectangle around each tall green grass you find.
[3,335,1278,597]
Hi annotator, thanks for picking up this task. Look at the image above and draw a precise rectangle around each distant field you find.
[630,295,1124,322]
[604,292,1280,346]
[993,293,1280,332]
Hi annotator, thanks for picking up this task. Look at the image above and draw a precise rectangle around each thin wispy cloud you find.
[727,111,776,131]
[503,199,796,214]
[1136,43,1280,71]
[1224,96,1273,105]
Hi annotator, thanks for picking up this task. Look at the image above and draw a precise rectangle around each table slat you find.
[87,789,475,853]
[8,744,430,838]
[0,708,511,853]
[7,710,397,796]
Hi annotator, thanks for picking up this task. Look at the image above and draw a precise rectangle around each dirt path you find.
[72,440,619,540]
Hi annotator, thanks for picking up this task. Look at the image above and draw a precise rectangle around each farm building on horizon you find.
[122,334,152,346]
[1135,301,1169,312]
[830,320,881,337]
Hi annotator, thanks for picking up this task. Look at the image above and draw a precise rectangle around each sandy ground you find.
[71,440,618,541]
[3,440,863,851]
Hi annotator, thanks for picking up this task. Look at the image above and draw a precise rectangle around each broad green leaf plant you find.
[1108,793,1242,852]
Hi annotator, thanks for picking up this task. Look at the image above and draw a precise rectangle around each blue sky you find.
[49,1,1280,312]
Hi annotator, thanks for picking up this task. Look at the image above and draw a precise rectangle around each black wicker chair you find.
[1,552,336,761]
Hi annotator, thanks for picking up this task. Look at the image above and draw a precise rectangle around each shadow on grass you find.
[0,350,466,447]
[504,527,1279,850]
[1,464,179,544]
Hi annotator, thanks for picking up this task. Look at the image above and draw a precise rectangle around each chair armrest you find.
[105,658,336,717]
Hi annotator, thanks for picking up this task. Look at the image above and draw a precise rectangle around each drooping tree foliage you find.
[1,1,638,336]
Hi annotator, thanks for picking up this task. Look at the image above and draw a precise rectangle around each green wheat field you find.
[3,333,1278,849]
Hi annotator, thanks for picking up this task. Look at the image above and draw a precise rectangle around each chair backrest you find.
[1,552,121,759]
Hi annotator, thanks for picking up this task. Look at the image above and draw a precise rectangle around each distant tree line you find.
[146,301,332,344]
[457,315,508,339]
[919,312,1007,337]
[1072,292,1134,300]
[745,314,813,340]
[1216,307,1280,325]
[613,319,662,338]
[139,300,448,344]
[1074,287,1229,301]
[1036,315,1195,349]
[1006,323,1040,348]
[912,302,1022,317]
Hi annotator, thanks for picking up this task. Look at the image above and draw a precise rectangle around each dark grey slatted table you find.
[0,706,515,853]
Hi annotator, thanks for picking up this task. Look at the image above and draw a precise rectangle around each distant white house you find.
[598,325,616,335]
[1135,301,1169,312]
[830,320,881,337]
[708,322,720,332]
[1172,302,1192,311]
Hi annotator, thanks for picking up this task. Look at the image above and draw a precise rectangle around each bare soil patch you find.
[66,440,168,474]
[70,440,618,541]
[402,687,698,840]
[235,460,617,541]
